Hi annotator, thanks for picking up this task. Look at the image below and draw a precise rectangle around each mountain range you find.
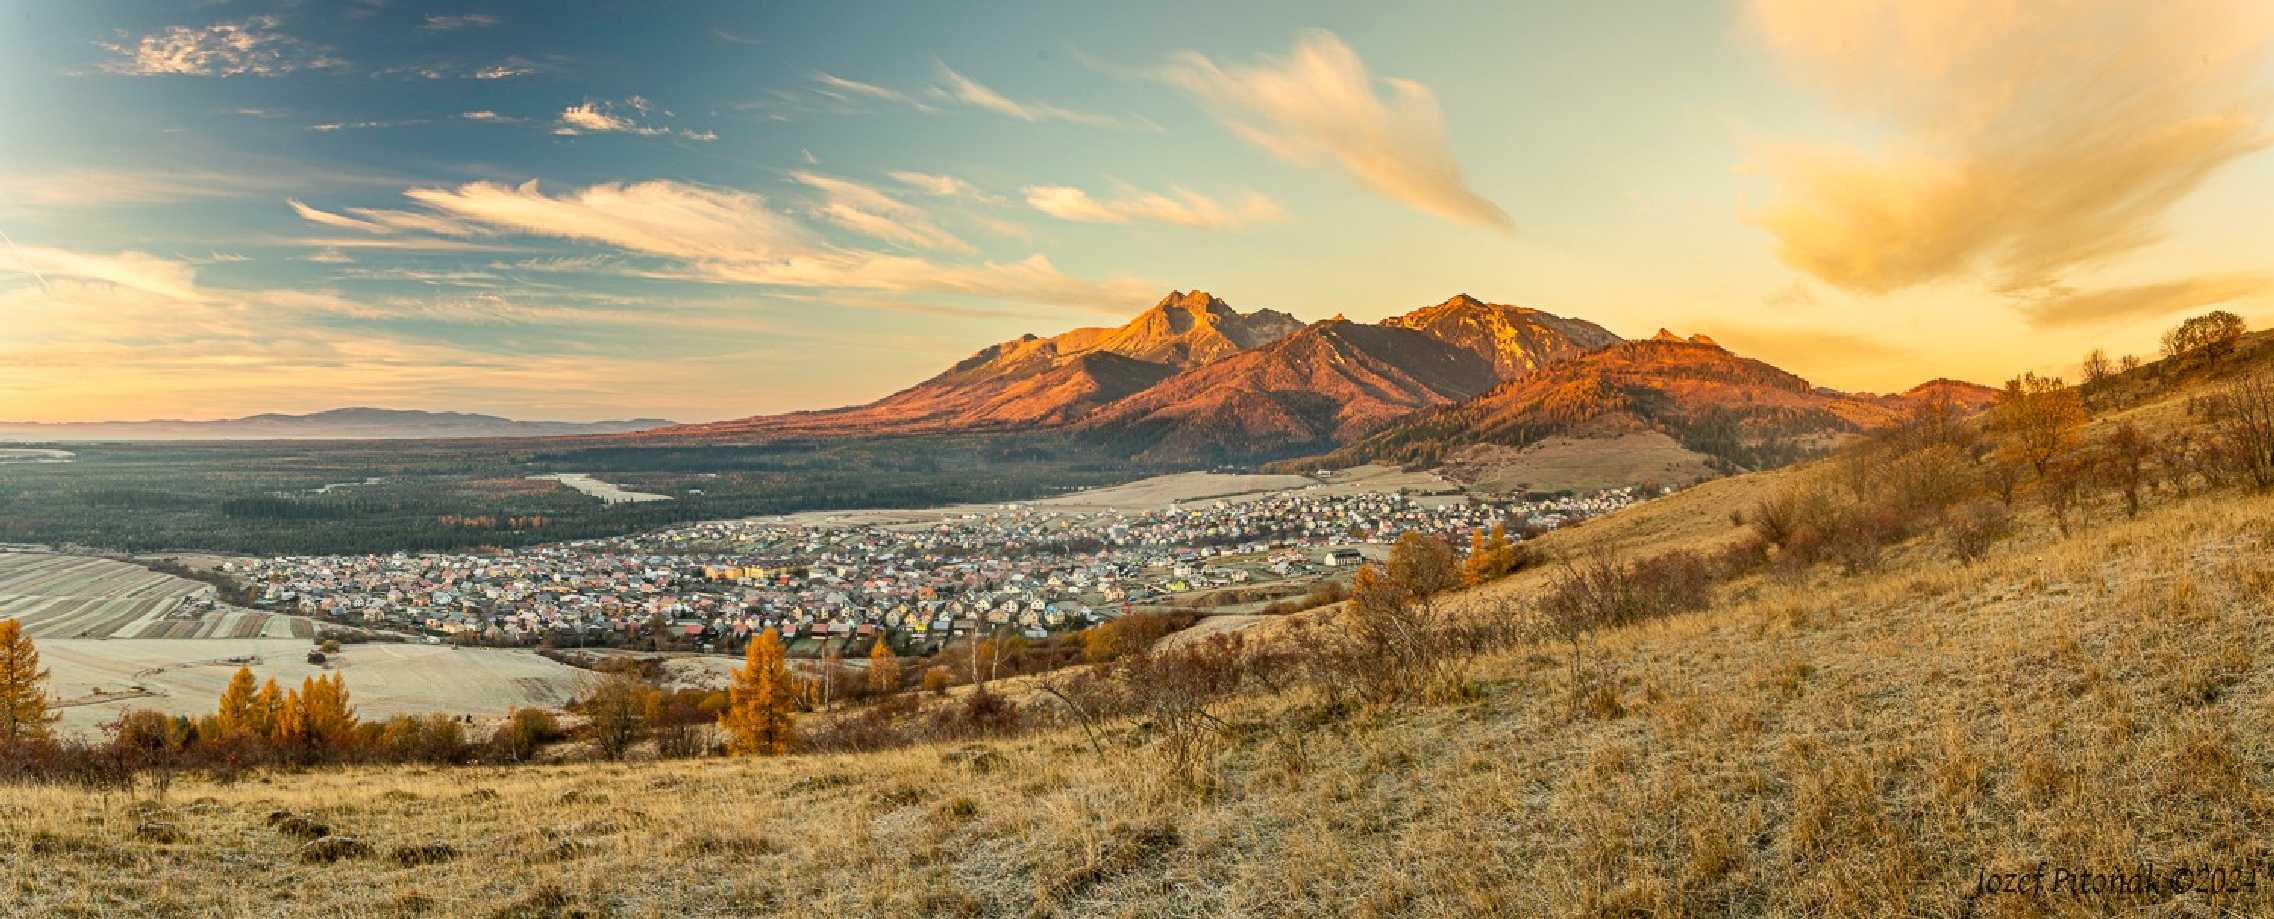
[0,408,674,442]
[654,289,1997,474]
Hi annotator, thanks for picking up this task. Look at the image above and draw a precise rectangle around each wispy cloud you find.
[3,246,208,301]
[887,171,1000,203]
[811,72,936,112]
[421,14,499,31]
[458,110,526,124]
[2019,274,2272,328]
[287,198,488,237]
[1162,31,1512,232]
[934,63,1149,130]
[1024,184,1284,229]
[790,172,975,254]
[1747,0,2274,302]
[713,28,761,46]
[96,16,345,77]
[307,119,430,132]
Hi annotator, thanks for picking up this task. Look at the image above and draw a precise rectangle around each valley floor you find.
[9,472,2274,916]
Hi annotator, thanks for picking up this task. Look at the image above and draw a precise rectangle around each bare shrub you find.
[2216,373,2274,488]
[1945,499,2012,564]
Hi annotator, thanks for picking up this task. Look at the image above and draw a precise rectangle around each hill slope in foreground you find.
[12,433,2274,914]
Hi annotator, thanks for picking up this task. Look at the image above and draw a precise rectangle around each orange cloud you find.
[1748,0,2274,295]
[1163,31,1512,233]
[2020,274,2271,328]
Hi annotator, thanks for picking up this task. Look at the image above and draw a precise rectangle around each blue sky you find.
[3,1,2271,422]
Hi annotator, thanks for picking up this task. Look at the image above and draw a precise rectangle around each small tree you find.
[1460,524,1523,586]
[922,666,951,696]
[582,669,650,761]
[1992,372,2086,478]
[866,635,901,696]
[2161,310,2246,360]
[214,666,260,738]
[720,627,798,756]
[2102,422,2153,517]
[2081,348,2113,385]
[1387,532,1459,597]
[298,673,357,753]
[251,677,285,741]
[0,618,57,747]
[2220,373,2274,488]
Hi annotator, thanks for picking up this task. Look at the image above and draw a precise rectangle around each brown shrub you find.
[1944,499,2012,564]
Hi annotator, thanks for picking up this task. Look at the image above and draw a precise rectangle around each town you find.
[233,485,1654,659]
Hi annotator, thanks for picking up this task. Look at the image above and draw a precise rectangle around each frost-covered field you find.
[0,553,298,640]
[39,638,591,737]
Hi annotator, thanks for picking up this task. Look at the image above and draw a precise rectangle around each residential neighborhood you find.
[233,486,1655,658]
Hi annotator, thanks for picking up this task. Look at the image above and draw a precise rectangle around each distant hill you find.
[0,408,674,441]
[1298,330,2000,473]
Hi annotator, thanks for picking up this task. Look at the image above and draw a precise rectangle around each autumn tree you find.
[0,618,57,747]
[867,636,901,695]
[251,677,285,741]
[1386,532,1459,598]
[276,673,357,754]
[2161,310,2246,360]
[214,666,260,738]
[2081,348,2114,385]
[1992,372,2087,478]
[1461,524,1522,586]
[720,627,798,756]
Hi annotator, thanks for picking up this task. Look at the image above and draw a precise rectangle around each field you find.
[0,553,295,641]
[1438,429,1719,495]
[0,551,586,737]
[38,639,587,738]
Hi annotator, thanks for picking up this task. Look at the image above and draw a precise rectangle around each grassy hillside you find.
[12,332,2274,917]
[9,452,2274,916]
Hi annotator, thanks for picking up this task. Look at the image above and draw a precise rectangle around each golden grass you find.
[13,473,2274,916]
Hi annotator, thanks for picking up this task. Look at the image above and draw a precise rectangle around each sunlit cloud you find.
[888,170,998,203]
[3,245,208,302]
[95,16,345,77]
[2019,274,2272,329]
[1024,183,1284,229]
[1747,0,2274,302]
[1162,31,1512,232]
[401,178,1149,309]
[790,172,976,254]
[287,198,488,236]
[553,97,714,140]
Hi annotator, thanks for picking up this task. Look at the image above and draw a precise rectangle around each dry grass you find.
[14,469,2274,915]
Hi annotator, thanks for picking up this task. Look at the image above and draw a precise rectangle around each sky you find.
[2,0,2272,424]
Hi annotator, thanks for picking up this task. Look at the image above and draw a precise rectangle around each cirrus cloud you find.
[1024,184,1284,229]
